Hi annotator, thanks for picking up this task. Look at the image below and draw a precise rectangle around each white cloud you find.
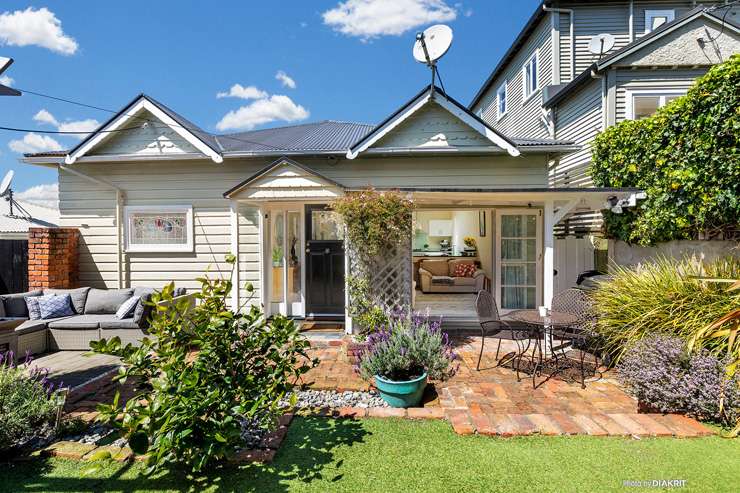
[15,182,58,209]
[275,70,296,89]
[216,95,309,131]
[0,7,78,55]
[0,74,13,86]
[322,0,456,40]
[8,132,63,154]
[33,109,99,139]
[216,84,268,100]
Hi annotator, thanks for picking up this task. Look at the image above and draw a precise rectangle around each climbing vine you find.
[590,54,740,245]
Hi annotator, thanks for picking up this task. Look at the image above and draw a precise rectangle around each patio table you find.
[507,309,579,388]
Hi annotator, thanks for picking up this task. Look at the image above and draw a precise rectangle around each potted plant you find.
[271,245,283,267]
[463,236,477,254]
[357,311,458,407]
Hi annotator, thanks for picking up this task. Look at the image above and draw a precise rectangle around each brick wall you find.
[28,228,80,290]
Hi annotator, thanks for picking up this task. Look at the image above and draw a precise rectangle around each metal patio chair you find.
[475,290,531,379]
[550,288,601,388]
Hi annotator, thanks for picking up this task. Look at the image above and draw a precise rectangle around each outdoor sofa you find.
[0,286,191,355]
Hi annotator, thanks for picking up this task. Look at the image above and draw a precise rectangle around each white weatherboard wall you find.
[554,236,595,293]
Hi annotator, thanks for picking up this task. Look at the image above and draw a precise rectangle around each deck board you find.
[30,351,121,389]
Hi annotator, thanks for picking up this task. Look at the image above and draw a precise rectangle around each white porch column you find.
[344,248,353,335]
[229,200,240,311]
[543,200,555,309]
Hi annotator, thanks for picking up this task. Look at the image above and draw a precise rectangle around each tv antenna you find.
[0,56,21,96]
[588,33,615,58]
[413,24,453,95]
[0,170,32,219]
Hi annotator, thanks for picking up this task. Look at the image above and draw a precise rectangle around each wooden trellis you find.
[347,237,413,313]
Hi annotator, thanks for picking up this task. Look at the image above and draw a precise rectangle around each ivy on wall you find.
[590,54,740,245]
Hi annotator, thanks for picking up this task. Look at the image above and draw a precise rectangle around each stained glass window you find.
[125,206,192,252]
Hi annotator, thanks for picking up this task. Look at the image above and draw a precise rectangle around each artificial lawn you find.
[2,416,738,492]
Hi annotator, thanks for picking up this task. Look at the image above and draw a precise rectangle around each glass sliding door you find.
[267,206,304,317]
[496,210,542,311]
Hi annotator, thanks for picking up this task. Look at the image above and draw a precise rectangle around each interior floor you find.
[414,291,477,318]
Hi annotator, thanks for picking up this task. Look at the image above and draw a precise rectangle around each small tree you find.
[590,54,740,245]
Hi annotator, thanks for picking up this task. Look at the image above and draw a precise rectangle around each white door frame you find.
[495,208,543,313]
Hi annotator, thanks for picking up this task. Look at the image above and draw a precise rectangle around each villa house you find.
[470,1,739,227]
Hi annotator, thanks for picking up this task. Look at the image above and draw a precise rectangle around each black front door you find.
[305,204,345,318]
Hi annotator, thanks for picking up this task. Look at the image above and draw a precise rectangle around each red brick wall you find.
[28,228,80,290]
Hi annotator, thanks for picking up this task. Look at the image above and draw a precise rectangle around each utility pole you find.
[0,57,21,96]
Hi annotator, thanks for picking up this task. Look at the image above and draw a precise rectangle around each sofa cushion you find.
[133,294,153,328]
[84,288,134,314]
[1,290,42,318]
[43,287,90,314]
[133,287,157,298]
[0,300,4,318]
[26,296,42,320]
[421,260,449,277]
[15,317,72,335]
[100,318,143,330]
[452,263,477,278]
[431,276,455,285]
[453,277,477,286]
[39,294,76,319]
[115,295,140,319]
[48,314,115,329]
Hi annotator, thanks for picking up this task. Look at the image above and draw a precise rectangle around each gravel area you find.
[63,423,127,448]
[281,389,388,409]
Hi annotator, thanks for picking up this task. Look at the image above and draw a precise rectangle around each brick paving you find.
[298,335,713,438]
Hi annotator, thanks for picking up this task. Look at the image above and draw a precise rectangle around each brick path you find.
[300,335,713,438]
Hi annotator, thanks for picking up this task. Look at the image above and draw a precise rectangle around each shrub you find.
[358,311,458,382]
[590,54,740,244]
[91,265,316,473]
[0,352,64,452]
[618,335,739,426]
[591,256,740,362]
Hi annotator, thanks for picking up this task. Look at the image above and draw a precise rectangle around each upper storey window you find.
[523,51,539,100]
[645,10,675,33]
[496,82,507,120]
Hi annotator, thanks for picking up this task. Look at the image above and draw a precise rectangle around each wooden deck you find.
[32,351,121,389]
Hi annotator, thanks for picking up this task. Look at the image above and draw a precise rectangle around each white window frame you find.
[522,50,540,102]
[496,81,508,120]
[124,205,194,253]
[626,88,686,120]
[644,9,675,33]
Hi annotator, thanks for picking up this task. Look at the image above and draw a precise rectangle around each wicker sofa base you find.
[17,330,47,356]
[49,328,101,351]
[99,328,151,347]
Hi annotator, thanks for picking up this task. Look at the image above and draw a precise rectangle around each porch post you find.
[543,200,555,309]
[229,200,240,311]
[344,248,353,334]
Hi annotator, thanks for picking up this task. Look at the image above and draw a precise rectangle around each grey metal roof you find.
[511,137,573,147]
[218,120,375,153]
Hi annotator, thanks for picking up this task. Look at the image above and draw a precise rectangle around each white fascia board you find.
[65,98,223,164]
[345,92,432,159]
[434,97,520,157]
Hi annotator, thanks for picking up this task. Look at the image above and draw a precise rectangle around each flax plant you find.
[591,256,740,364]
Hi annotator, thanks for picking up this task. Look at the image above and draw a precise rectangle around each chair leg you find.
[580,344,586,389]
[477,328,485,371]
[495,338,502,361]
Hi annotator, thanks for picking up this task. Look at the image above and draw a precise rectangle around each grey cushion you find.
[133,294,153,328]
[0,300,4,318]
[43,287,90,314]
[48,314,116,329]
[100,318,143,330]
[26,296,43,320]
[0,290,42,317]
[84,288,134,314]
[133,287,157,298]
[15,316,74,335]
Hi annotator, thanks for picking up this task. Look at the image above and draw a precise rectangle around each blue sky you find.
[0,0,538,204]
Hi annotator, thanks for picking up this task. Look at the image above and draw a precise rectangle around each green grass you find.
[2,417,739,492]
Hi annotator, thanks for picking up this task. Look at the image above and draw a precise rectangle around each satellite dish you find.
[588,33,615,56]
[413,24,453,66]
[0,170,13,197]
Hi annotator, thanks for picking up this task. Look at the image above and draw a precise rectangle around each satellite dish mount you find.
[588,33,616,59]
[413,25,453,96]
[0,170,31,220]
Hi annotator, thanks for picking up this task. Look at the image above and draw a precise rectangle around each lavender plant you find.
[358,311,459,382]
[0,351,66,452]
[618,336,739,426]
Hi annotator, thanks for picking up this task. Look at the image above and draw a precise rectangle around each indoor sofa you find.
[418,258,486,294]
[0,286,191,355]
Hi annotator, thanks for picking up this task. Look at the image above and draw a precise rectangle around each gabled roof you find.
[223,156,344,199]
[346,85,521,159]
[544,7,740,108]
[64,94,224,164]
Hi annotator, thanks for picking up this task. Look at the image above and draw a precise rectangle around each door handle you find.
[324,248,330,254]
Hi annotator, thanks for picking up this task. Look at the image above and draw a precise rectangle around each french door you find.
[495,209,542,312]
[267,205,304,317]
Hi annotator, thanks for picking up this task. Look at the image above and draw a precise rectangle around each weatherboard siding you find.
[58,155,549,298]
[474,13,552,139]
[614,67,708,120]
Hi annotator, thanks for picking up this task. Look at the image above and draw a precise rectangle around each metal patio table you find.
[507,309,579,388]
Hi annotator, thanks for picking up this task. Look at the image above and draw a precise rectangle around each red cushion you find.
[453,263,476,278]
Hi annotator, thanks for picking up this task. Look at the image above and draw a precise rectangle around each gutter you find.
[543,4,575,81]
[58,164,125,289]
